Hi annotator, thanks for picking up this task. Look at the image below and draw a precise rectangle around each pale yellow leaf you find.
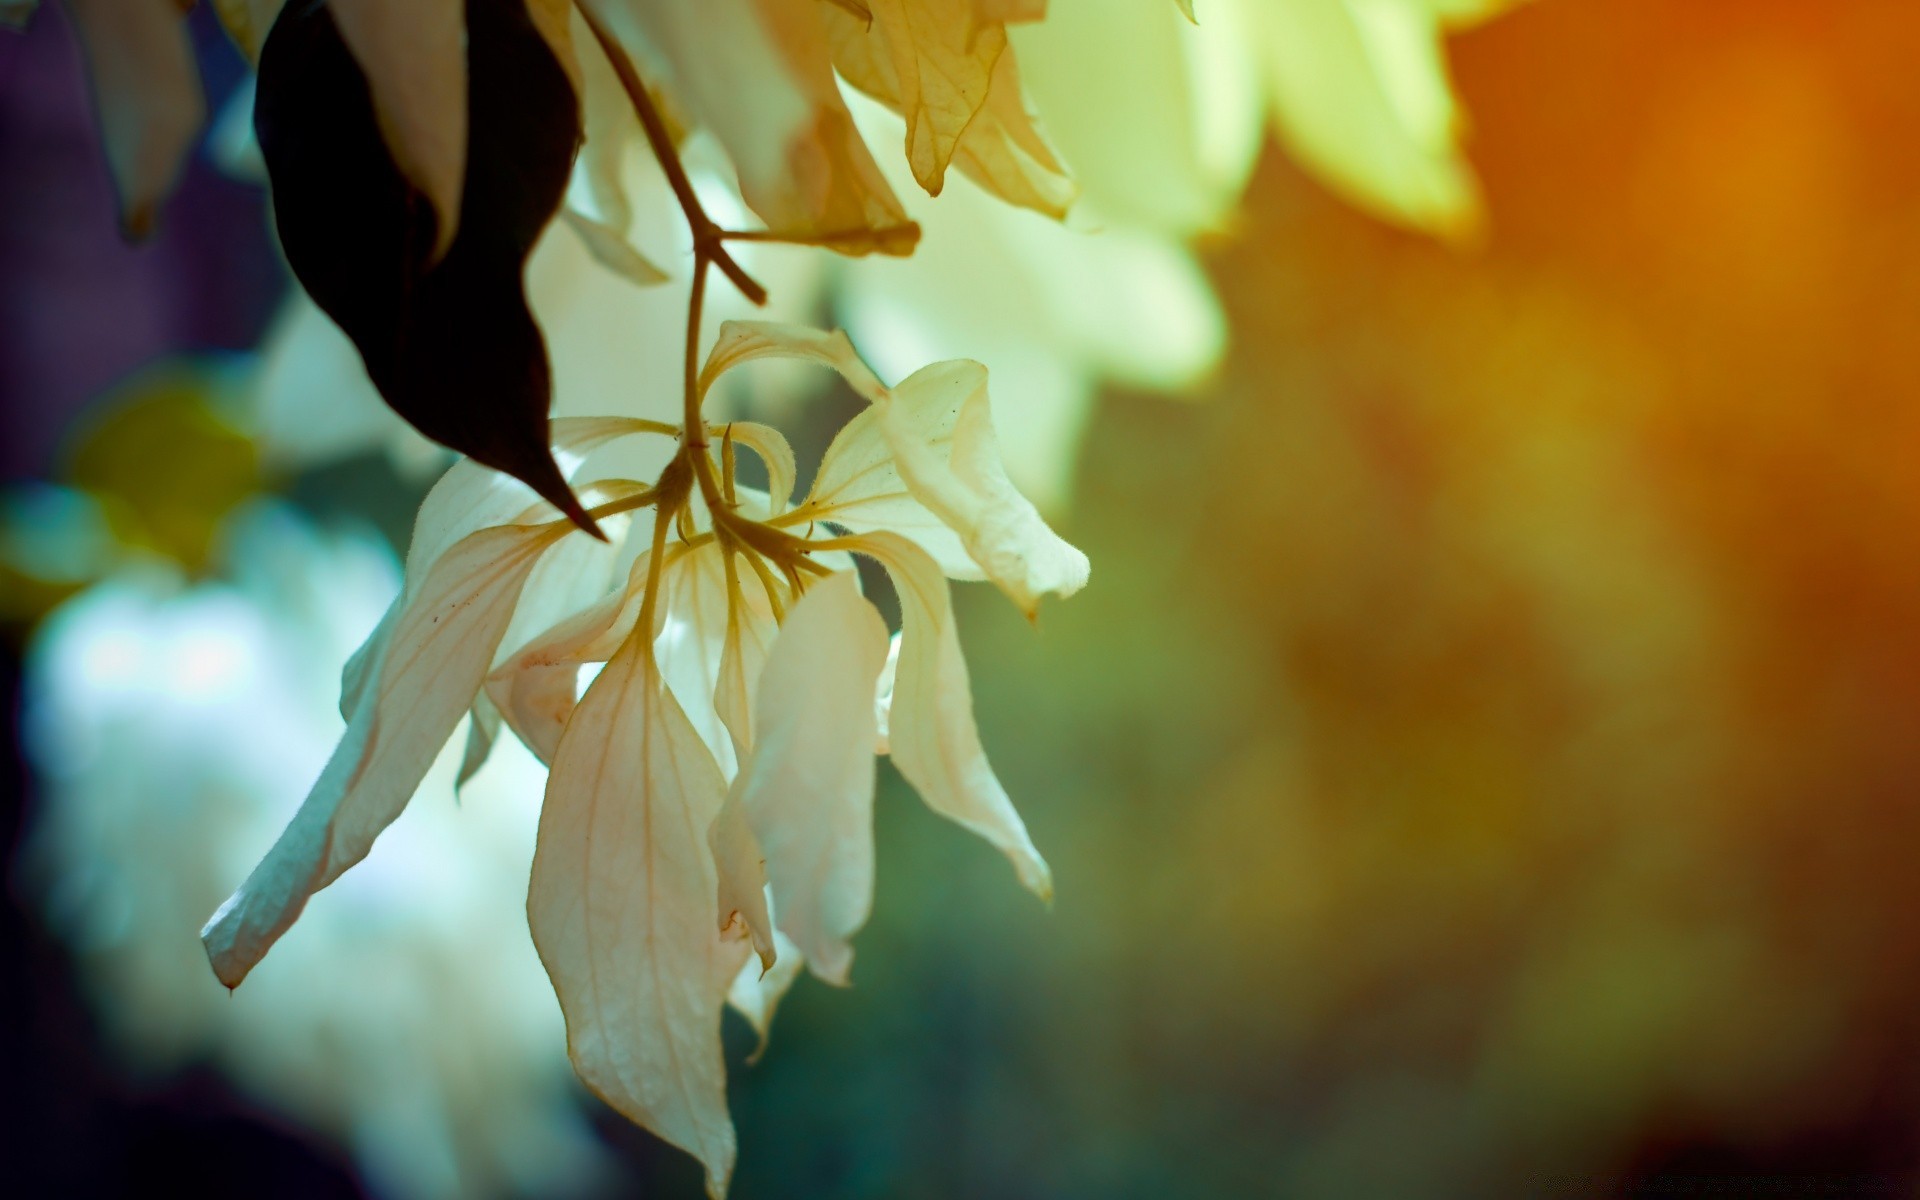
[529,629,746,1198]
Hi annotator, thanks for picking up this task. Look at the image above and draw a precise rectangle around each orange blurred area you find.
[926,1,1920,1193]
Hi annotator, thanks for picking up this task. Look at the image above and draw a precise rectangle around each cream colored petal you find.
[699,320,888,404]
[806,405,984,581]
[560,209,672,286]
[883,360,1089,615]
[330,0,468,259]
[593,0,915,255]
[202,521,562,987]
[487,550,655,764]
[528,629,746,1199]
[656,542,738,773]
[1256,0,1485,241]
[66,0,205,238]
[828,0,1003,197]
[717,422,797,515]
[851,533,1051,898]
[735,571,888,985]
[406,415,654,586]
[708,777,776,969]
[715,550,781,759]
[943,42,1077,219]
[726,927,803,1060]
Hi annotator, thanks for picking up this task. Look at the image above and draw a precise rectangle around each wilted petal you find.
[528,629,746,1198]
[66,0,205,238]
[564,11,672,287]
[203,520,564,987]
[883,360,1089,616]
[591,0,916,255]
[827,0,1002,197]
[699,321,888,403]
[851,533,1052,898]
[943,44,1077,219]
[736,570,888,984]
[456,691,503,793]
[718,422,797,515]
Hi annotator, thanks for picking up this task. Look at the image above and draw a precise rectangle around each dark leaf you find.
[256,0,599,534]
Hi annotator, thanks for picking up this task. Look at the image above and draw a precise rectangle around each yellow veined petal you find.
[942,43,1077,219]
[202,519,565,987]
[734,570,889,985]
[329,0,468,259]
[528,627,747,1199]
[843,532,1052,898]
[65,0,205,238]
[715,546,781,759]
[829,0,1002,197]
[656,540,739,772]
[699,320,888,404]
[715,422,798,515]
[808,404,983,579]
[593,0,916,255]
[405,415,661,586]
[881,360,1089,616]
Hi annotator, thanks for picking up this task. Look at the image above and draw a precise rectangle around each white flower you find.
[201,322,1084,1196]
[24,502,611,1200]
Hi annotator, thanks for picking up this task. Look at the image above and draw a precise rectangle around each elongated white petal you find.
[714,550,780,758]
[718,422,797,516]
[735,571,889,984]
[698,321,888,403]
[66,0,205,238]
[528,630,746,1199]
[455,692,502,794]
[853,533,1051,898]
[561,209,672,286]
[882,360,1089,616]
[656,543,738,773]
[202,521,562,986]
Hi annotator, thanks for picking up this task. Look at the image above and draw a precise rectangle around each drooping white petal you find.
[655,542,739,773]
[852,533,1052,898]
[717,422,797,516]
[66,0,205,238]
[528,628,746,1199]
[698,321,888,404]
[734,570,890,984]
[714,549,780,759]
[202,521,564,987]
[881,360,1089,616]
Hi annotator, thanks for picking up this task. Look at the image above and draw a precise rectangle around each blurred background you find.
[9,0,1920,1196]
